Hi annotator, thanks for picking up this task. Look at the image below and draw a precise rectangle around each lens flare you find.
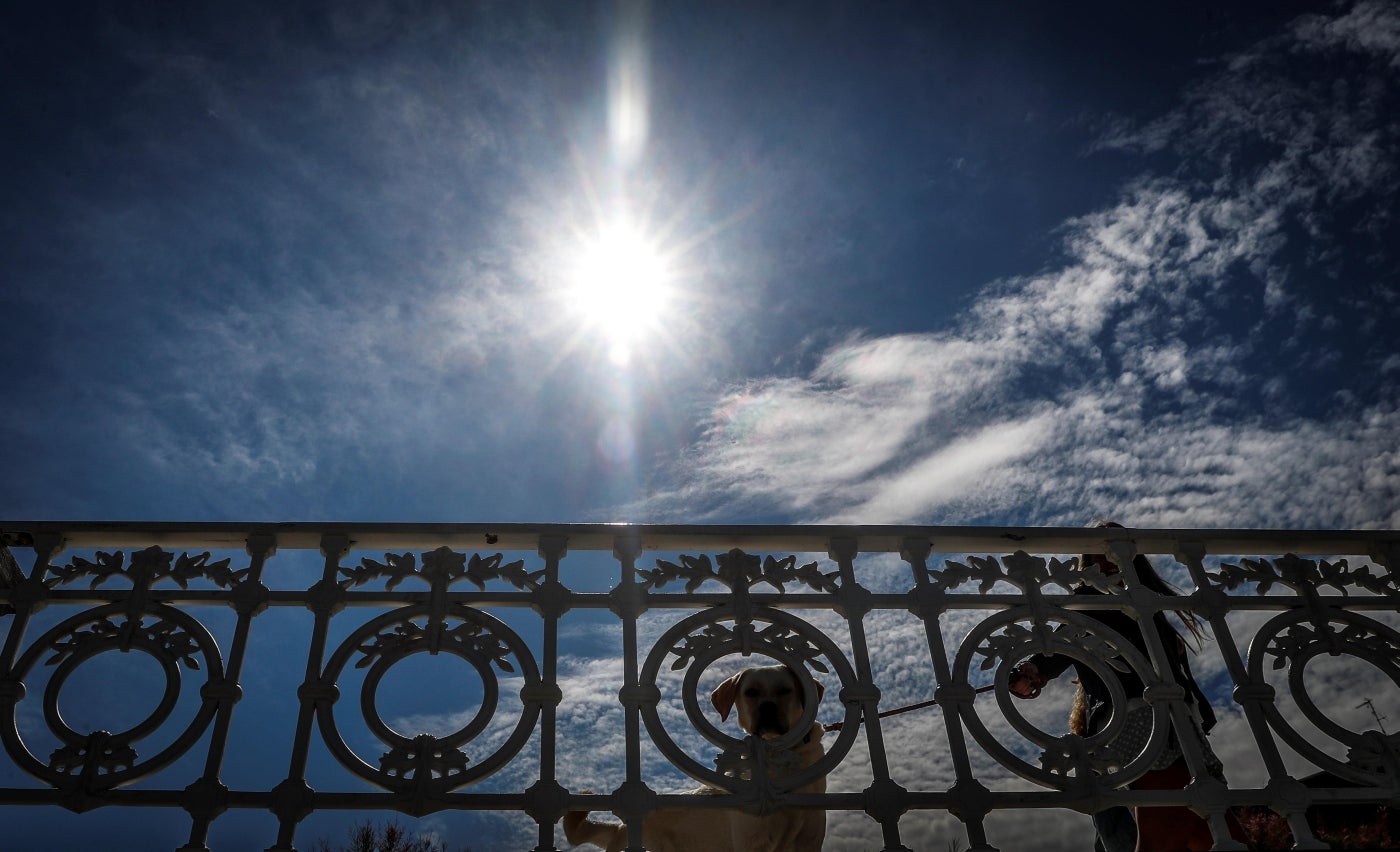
[567,221,672,365]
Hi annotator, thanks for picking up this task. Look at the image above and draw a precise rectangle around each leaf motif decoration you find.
[166,551,241,589]
[1267,622,1318,669]
[353,617,516,672]
[49,736,137,775]
[419,547,467,589]
[443,620,515,672]
[642,550,839,593]
[355,621,425,669]
[129,546,176,587]
[144,619,203,670]
[46,551,126,589]
[48,616,203,670]
[341,551,417,590]
[669,622,735,670]
[716,549,763,590]
[977,622,1033,670]
[1002,551,1050,590]
[1265,620,1400,671]
[465,552,543,592]
[641,554,716,592]
[753,622,830,673]
[760,555,840,593]
[939,555,1005,593]
[1213,555,1399,598]
[45,618,120,667]
[1072,629,1132,675]
[379,734,469,780]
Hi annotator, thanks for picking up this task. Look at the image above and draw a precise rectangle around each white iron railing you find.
[0,523,1396,851]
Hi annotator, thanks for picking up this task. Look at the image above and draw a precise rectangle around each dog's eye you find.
[743,687,760,697]
[777,686,793,695]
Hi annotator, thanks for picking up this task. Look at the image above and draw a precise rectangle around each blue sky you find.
[5,0,1395,529]
[3,1,1399,849]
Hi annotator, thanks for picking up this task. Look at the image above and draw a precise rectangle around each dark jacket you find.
[1029,558,1215,736]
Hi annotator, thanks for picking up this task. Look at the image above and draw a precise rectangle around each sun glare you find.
[568,222,672,365]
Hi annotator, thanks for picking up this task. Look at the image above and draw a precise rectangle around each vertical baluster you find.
[609,532,651,852]
[526,533,570,852]
[0,533,62,782]
[902,537,998,852]
[828,537,912,851]
[0,534,60,683]
[1176,541,1327,850]
[177,533,275,851]
[1109,538,1247,851]
[266,533,349,852]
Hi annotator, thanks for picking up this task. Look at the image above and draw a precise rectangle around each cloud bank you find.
[648,0,1400,531]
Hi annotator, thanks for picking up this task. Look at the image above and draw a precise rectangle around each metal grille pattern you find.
[0,523,1396,851]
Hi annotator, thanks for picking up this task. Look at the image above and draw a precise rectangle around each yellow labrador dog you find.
[563,664,827,851]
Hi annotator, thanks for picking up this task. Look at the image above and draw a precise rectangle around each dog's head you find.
[709,664,824,739]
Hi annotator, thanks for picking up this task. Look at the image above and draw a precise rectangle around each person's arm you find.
[1009,652,1074,698]
[1010,586,1098,698]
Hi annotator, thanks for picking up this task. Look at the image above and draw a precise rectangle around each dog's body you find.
[563,665,827,851]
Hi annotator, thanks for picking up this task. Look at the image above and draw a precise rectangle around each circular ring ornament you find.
[316,605,541,792]
[0,602,224,792]
[637,606,859,794]
[952,606,1174,789]
[1248,608,1400,784]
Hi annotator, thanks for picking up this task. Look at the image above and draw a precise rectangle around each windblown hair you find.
[1084,519,1209,648]
[1068,519,1211,736]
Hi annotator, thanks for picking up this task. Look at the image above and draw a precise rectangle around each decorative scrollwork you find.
[44,617,121,665]
[668,621,830,674]
[976,623,1130,676]
[166,551,244,589]
[456,551,543,591]
[1038,736,1096,776]
[1346,733,1400,775]
[340,548,542,592]
[49,732,138,775]
[713,735,807,780]
[636,607,859,797]
[1213,555,1400,597]
[45,551,127,589]
[45,547,241,591]
[940,551,1084,594]
[316,605,542,793]
[353,617,514,672]
[2,602,224,792]
[1265,620,1400,670]
[341,551,416,589]
[45,617,202,670]
[1248,609,1400,784]
[951,607,1170,789]
[379,733,470,780]
[640,549,839,593]
[139,620,204,670]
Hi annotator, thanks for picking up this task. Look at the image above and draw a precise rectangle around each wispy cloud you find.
[648,0,1400,530]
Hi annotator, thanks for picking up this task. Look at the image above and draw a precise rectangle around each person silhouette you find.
[1009,522,1223,852]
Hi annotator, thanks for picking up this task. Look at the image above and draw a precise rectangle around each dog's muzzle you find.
[753,701,788,738]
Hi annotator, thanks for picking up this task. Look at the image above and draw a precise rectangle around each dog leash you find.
[824,683,997,732]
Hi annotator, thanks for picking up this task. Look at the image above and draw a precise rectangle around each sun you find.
[566,220,673,365]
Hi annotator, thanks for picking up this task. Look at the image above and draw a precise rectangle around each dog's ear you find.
[786,665,824,707]
[711,672,745,722]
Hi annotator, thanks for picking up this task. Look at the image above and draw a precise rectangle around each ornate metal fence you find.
[0,523,1396,851]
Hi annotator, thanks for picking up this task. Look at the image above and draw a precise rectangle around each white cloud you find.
[606,9,1400,845]
[646,1,1400,533]
[833,412,1058,523]
[1293,0,1400,68]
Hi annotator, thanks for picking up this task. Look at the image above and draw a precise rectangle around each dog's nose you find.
[754,701,786,734]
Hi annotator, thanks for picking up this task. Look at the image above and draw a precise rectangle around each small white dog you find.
[563,665,827,851]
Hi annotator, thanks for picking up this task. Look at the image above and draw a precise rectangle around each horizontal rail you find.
[0,523,1395,851]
